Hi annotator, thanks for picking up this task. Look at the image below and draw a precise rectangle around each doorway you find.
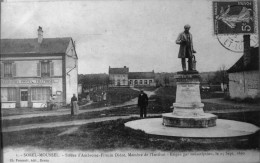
[20,89,28,107]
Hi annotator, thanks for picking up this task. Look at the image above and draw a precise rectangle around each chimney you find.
[38,26,43,44]
[243,35,251,67]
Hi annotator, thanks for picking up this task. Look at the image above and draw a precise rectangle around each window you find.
[129,80,132,85]
[134,80,138,85]
[4,63,12,77]
[149,80,152,84]
[41,62,50,77]
[1,88,16,101]
[139,80,143,84]
[8,88,16,101]
[2,63,16,78]
[117,79,120,86]
[38,61,54,77]
[144,80,148,85]
[31,87,51,101]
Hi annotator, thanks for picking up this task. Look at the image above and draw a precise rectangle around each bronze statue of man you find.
[176,24,196,71]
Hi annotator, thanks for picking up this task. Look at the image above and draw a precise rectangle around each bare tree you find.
[209,65,228,92]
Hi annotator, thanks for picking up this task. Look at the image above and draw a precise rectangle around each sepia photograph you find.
[1,0,260,163]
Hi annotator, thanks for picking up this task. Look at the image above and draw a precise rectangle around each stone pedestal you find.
[162,71,217,128]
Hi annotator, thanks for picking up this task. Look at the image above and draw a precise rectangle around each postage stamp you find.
[213,1,258,52]
[213,1,256,35]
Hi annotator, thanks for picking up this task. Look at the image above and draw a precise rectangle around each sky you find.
[1,0,259,74]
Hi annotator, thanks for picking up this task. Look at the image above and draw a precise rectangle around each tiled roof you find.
[128,72,155,79]
[227,47,259,73]
[0,37,71,54]
[109,67,129,74]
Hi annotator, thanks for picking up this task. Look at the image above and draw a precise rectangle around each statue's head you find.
[184,24,191,32]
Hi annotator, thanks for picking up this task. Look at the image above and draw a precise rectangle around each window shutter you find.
[12,63,16,77]
[37,63,41,77]
[50,62,54,76]
[1,63,4,78]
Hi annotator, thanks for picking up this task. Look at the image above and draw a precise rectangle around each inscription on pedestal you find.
[179,84,197,92]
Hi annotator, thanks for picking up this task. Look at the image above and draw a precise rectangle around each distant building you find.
[108,66,129,87]
[227,47,259,99]
[128,71,155,87]
[1,27,78,108]
[108,66,155,87]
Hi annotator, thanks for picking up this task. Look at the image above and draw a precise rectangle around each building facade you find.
[227,47,259,99]
[128,72,155,87]
[109,66,155,87]
[108,66,129,87]
[0,27,78,108]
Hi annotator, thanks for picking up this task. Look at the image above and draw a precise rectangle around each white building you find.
[0,27,78,108]
[108,66,155,87]
[108,66,129,87]
[227,47,259,99]
[128,72,155,87]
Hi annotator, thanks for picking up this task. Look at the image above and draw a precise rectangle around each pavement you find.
[125,118,260,138]
[1,99,136,120]
[1,88,157,120]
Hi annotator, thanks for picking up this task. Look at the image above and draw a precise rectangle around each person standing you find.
[176,24,196,71]
[71,94,78,115]
[138,90,149,118]
[49,95,54,110]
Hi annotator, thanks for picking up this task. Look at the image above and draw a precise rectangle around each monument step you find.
[162,112,217,128]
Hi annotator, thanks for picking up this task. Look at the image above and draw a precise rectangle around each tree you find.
[211,65,228,85]
[78,74,109,89]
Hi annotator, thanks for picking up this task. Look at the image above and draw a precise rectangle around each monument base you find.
[124,118,259,144]
[164,72,217,128]
[162,112,217,128]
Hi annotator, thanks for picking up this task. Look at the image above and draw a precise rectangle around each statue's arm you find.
[176,33,182,44]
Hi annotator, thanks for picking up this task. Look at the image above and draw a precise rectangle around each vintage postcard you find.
[1,0,259,163]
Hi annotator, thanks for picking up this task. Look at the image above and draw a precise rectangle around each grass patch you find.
[79,88,139,109]
[203,102,246,112]
[155,87,176,97]
[106,88,139,105]
[201,92,225,99]
[215,111,260,127]
[147,87,176,113]
[138,87,158,91]
[224,96,260,104]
